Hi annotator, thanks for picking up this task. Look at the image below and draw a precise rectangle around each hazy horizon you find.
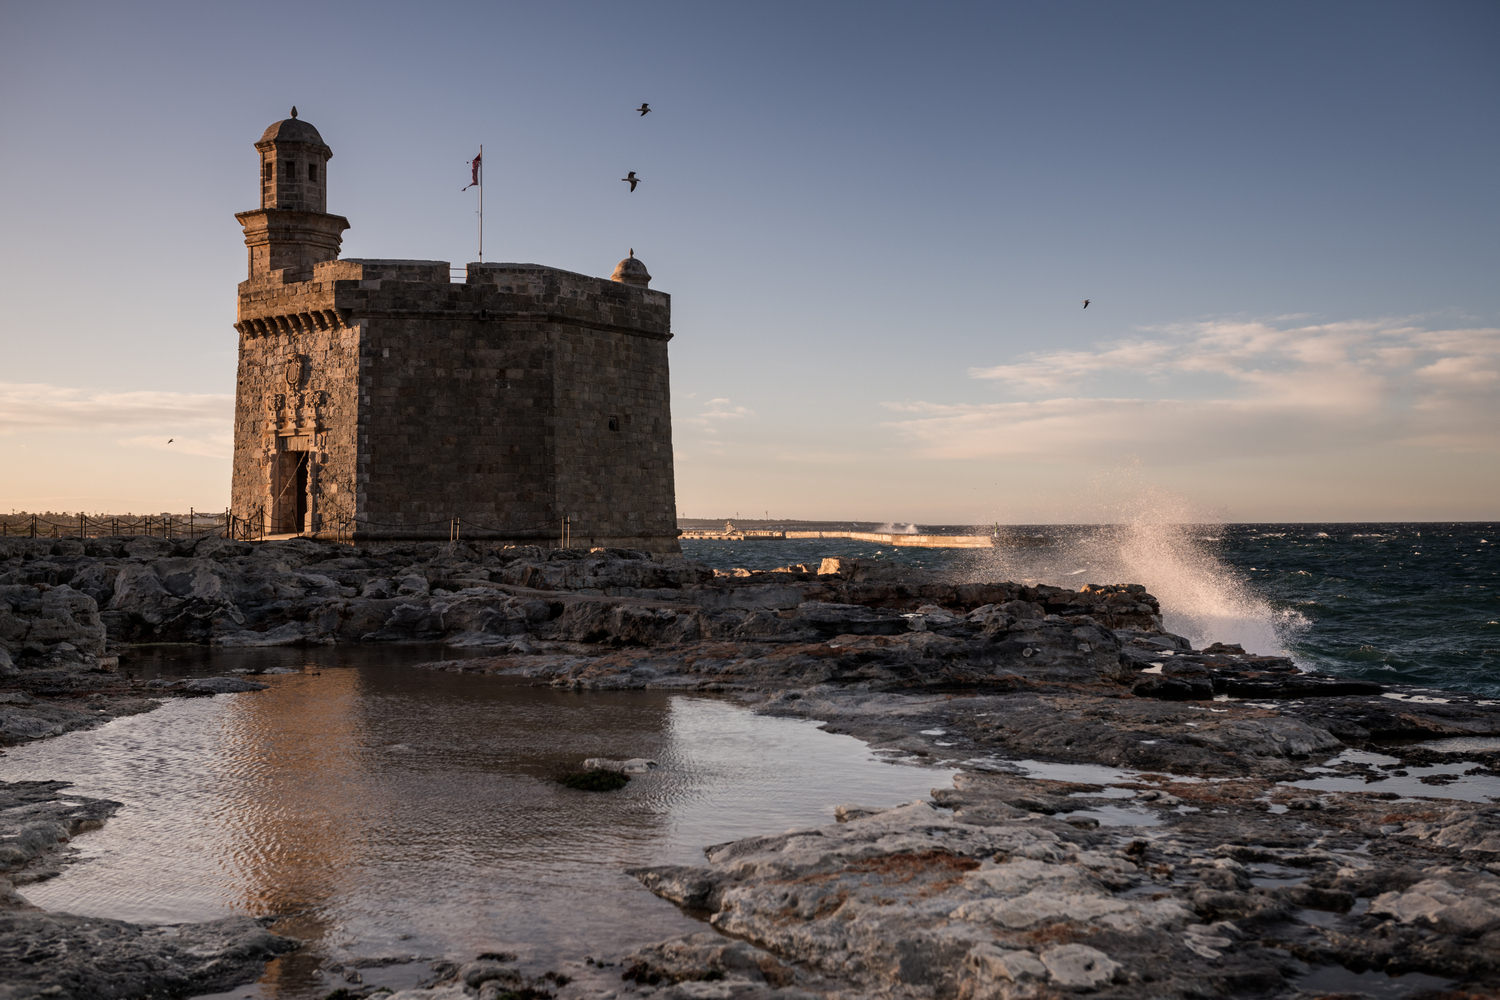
[2,2,1496,523]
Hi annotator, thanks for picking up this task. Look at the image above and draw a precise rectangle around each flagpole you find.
[478,144,483,262]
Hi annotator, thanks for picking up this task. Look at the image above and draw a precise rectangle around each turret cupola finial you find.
[291,106,298,118]
[611,250,650,287]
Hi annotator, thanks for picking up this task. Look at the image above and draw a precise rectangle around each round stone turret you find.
[611,250,651,288]
[255,109,333,213]
[236,109,348,279]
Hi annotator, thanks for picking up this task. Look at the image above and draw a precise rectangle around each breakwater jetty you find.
[680,527,998,548]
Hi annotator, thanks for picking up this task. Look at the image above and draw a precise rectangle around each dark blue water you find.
[1215,524,1499,697]
[682,523,1500,697]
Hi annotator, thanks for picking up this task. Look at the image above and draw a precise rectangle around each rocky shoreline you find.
[2,537,1499,999]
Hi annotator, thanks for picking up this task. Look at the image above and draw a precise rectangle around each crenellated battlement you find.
[237,258,671,341]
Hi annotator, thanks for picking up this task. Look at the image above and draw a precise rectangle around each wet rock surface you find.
[0,780,299,1000]
[0,780,121,889]
[3,539,1500,998]
[0,910,298,1000]
[615,788,1500,999]
[0,538,1161,652]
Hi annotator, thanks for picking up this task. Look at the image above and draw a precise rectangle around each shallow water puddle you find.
[1285,749,1500,802]
[1294,964,1455,998]
[1064,803,1164,827]
[3,651,955,999]
[971,757,1212,786]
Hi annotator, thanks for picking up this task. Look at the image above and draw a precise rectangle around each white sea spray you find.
[963,481,1308,657]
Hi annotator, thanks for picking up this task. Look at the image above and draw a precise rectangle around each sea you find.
[681,523,1500,698]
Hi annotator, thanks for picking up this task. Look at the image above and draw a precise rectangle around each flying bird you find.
[1082,299,1091,309]
[167,438,173,443]
[622,171,640,191]
[636,103,651,116]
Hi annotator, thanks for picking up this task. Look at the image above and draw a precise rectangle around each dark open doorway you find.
[293,454,308,532]
[274,450,310,534]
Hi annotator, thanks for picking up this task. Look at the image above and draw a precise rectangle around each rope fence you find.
[321,514,574,545]
[1,509,238,541]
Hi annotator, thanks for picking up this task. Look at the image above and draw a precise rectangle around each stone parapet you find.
[323,259,451,283]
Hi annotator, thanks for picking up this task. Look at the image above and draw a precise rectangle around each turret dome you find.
[610,250,651,287]
[258,116,328,149]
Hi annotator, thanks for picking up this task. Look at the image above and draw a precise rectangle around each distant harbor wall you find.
[679,529,996,548]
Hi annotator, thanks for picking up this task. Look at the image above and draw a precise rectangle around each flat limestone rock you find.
[582,756,658,773]
[625,785,1500,998]
[183,675,270,694]
[0,912,297,1000]
[0,780,122,882]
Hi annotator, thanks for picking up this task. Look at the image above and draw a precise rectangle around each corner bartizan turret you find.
[234,109,349,279]
[610,249,651,287]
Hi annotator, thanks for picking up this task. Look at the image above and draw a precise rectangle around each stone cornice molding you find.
[234,308,351,336]
[254,137,332,159]
[235,208,351,237]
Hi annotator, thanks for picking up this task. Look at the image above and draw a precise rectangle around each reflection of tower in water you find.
[211,668,370,982]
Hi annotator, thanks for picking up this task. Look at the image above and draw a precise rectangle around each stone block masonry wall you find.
[231,272,361,534]
[465,263,676,551]
[552,323,676,549]
[230,260,680,551]
[357,313,556,537]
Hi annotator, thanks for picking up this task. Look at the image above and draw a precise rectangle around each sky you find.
[1,1,1496,523]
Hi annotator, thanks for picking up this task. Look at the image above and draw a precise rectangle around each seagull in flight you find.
[1082,299,1091,309]
[622,171,640,191]
[636,103,651,116]
[167,438,174,443]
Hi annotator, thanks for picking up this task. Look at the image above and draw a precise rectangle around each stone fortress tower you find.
[231,112,680,552]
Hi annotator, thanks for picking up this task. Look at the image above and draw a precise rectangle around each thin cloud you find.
[895,318,1500,462]
[679,397,754,428]
[679,396,754,454]
[0,382,232,432]
[119,433,233,459]
[699,398,753,420]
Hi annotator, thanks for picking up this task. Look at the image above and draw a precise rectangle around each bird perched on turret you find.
[290,106,298,119]
[636,103,651,116]
[622,171,640,191]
